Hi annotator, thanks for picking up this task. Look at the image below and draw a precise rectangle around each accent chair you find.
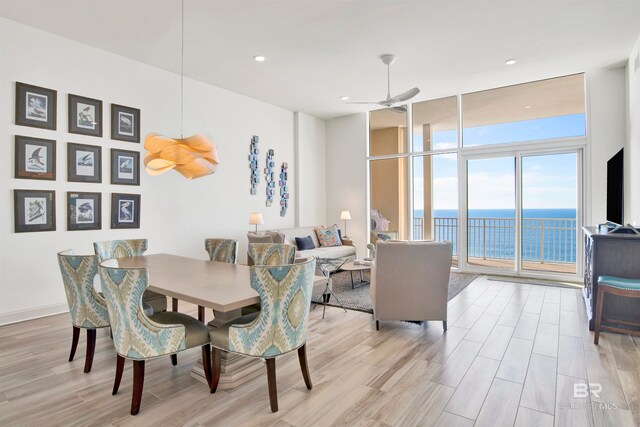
[371,240,453,331]
[209,257,316,412]
[98,259,212,415]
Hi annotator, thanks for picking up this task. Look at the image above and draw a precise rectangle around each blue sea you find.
[414,209,577,263]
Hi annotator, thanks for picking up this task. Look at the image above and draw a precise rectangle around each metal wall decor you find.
[249,135,259,195]
[279,162,289,217]
[265,149,275,207]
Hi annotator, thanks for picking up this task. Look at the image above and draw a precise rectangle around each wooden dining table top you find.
[117,253,327,313]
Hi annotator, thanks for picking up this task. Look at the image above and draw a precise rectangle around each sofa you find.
[248,226,357,260]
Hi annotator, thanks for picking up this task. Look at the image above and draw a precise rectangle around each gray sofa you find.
[248,226,356,260]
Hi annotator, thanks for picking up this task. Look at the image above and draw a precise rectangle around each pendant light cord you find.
[180,0,184,138]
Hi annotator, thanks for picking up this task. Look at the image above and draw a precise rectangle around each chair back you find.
[229,258,316,357]
[248,243,296,266]
[57,250,109,329]
[93,239,148,261]
[205,238,238,263]
[97,259,186,359]
[372,240,453,321]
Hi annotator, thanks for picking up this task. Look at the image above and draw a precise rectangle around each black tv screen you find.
[607,148,624,224]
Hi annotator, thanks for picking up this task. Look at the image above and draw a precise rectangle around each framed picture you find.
[14,189,56,233]
[111,149,140,185]
[67,143,102,183]
[111,193,140,229]
[111,104,140,143]
[15,135,56,180]
[68,94,102,137]
[15,82,57,130]
[67,192,101,231]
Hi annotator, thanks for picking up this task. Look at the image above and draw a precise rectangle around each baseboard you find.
[0,303,68,326]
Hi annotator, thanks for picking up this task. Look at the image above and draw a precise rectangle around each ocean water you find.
[413,209,577,263]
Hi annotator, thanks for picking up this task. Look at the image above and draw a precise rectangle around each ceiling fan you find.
[348,54,420,112]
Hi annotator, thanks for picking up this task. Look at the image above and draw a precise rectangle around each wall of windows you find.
[368,74,586,278]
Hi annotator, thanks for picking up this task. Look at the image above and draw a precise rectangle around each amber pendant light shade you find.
[144,133,220,180]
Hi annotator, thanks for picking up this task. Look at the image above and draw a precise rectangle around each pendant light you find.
[144,0,220,180]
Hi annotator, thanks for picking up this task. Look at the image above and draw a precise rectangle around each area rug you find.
[322,270,480,314]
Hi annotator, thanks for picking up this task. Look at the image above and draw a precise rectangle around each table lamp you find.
[249,212,264,233]
[340,210,351,238]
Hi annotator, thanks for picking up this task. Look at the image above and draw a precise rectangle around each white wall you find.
[587,67,627,225]
[0,18,326,323]
[626,35,640,225]
[295,112,326,226]
[326,113,367,257]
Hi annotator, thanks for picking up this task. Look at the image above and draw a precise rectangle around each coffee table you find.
[340,260,372,288]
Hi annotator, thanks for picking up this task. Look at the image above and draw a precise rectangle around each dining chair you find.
[98,259,213,415]
[93,239,168,314]
[204,238,238,263]
[57,250,110,373]
[247,243,296,266]
[209,257,316,412]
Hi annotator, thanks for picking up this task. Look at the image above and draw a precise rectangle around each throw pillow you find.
[295,236,316,250]
[247,232,274,244]
[314,224,343,247]
[265,230,285,244]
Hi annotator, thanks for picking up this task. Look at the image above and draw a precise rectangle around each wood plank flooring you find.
[1,276,639,426]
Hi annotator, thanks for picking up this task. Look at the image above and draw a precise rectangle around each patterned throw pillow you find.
[314,224,343,247]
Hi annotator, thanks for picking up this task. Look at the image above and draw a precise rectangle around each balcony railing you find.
[413,217,577,265]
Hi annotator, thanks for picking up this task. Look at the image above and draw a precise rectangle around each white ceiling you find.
[1,0,639,120]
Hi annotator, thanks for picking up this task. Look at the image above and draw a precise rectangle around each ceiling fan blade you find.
[346,101,385,105]
[390,106,407,113]
[387,87,420,103]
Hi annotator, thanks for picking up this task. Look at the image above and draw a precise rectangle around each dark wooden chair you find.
[594,275,640,345]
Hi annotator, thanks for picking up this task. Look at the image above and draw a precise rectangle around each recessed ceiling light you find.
[505,59,516,65]
[524,105,532,109]
[254,55,266,62]
[340,96,349,101]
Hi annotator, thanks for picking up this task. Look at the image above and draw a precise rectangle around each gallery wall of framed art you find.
[12,81,143,233]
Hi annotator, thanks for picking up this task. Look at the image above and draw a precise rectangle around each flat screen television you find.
[606,148,624,225]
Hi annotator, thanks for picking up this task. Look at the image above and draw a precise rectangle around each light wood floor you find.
[1,277,639,426]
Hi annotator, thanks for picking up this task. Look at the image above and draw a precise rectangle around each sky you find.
[412,113,584,211]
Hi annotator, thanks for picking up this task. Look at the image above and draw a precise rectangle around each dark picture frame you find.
[111,104,140,143]
[67,191,101,231]
[111,193,140,229]
[15,135,56,180]
[15,82,57,130]
[14,189,56,233]
[68,94,103,137]
[67,143,102,183]
[111,149,140,185]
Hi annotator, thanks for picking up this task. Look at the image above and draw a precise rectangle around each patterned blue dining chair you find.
[98,259,212,415]
[205,238,238,263]
[93,239,168,313]
[247,243,296,266]
[57,250,110,373]
[209,257,316,412]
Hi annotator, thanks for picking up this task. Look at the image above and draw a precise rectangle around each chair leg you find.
[443,321,448,332]
[210,348,221,393]
[170,354,177,366]
[594,286,605,345]
[69,326,80,362]
[131,360,145,415]
[297,344,312,390]
[198,306,205,322]
[84,329,97,373]
[113,354,125,395]
[376,320,379,331]
[172,297,178,312]
[202,345,212,388]
[266,358,278,412]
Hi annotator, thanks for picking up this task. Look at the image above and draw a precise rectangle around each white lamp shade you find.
[249,212,264,225]
[340,210,352,220]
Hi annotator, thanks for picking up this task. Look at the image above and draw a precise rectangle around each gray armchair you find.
[371,240,453,331]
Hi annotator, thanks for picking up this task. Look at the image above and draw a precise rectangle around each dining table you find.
[118,253,329,390]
